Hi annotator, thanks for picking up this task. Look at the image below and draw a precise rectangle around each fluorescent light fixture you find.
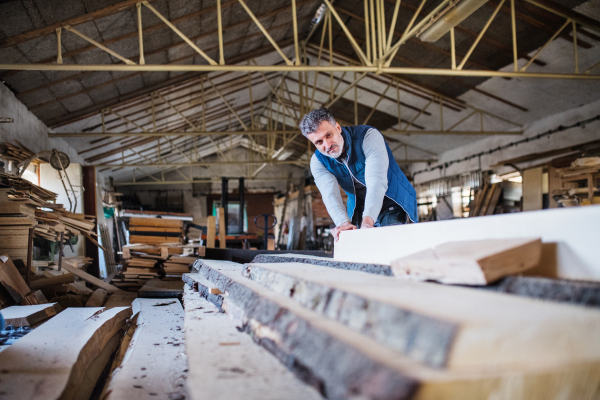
[419,0,489,42]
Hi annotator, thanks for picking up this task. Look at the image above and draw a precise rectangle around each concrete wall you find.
[411,98,600,184]
[0,83,82,164]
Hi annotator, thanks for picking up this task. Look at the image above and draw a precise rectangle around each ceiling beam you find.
[44,38,295,128]
[0,0,159,49]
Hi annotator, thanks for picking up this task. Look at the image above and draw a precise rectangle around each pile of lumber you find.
[113,246,199,291]
[163,255,196,277]
[1,252,125,311]
[0,255,47,307]
[557,157,600,178]
[120,255,161,289]
[0,188,36,260]
[0,306,131,399]
[183,257,600,399]
[0,141,38,164]
[128,216,183,245]
[0,173,102,263]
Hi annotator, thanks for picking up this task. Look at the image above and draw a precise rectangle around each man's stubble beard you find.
[325,135,344,159]
[326,146,342,159]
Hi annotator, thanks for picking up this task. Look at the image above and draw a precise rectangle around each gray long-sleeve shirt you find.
[310,128,389,227]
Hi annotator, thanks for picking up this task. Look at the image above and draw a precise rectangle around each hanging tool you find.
[16,149,77,212]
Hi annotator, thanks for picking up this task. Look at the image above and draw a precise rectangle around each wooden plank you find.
[168,256,198,265]
[138,278,184,298]
[244,261,600,370]
[183,287,321,400]
[129,235,182,244]
[334,206,600,282]
[0,216,36,225]
[86,289,108,307]
[129,226,183,233]
[0,228,30,236]
[250,253,391,275]
[249,254,600,307]
[0,306,131,400]
[0,303,61,327]
[472,185,489,216]
[206,216,216,249]
[29,273,74,290]
[129,217,183,229]
[217,207,226,249]
[61,261,119,293]
[484,183,503,215]
[523,167,544,211]
[488,275,600,307]
[478,183,497,217]
[0,255,30,303]
[67,281,94,296]
[103,291,138,309]
[391,238,542,285]
[189,262,600,399]
[102,298,187,400]
[0,202,35,217]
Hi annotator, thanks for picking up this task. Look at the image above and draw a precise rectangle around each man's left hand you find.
[361,216,375,229]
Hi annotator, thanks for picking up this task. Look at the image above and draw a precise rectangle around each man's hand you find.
[331,221,357,242]
[361,216,375,229]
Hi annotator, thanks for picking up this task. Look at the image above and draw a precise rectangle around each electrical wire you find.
[412,114,600,177]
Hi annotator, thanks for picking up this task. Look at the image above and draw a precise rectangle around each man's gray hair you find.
[299,107,336,137]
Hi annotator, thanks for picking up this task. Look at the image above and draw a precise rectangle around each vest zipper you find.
[335,147,415,224]
[340,157,357,221]
[340,158,414,223]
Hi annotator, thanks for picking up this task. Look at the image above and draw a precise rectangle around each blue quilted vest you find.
[314,125,418,223]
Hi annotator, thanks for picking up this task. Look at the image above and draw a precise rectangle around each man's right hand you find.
[332,221,357,242]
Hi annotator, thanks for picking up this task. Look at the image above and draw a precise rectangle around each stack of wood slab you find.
[0,173,101,259]
[181,209,600,399]
[120,254,161,290]
[183,256,600,400]
[0,306,131,399]
[0,188,36,261]
[114,250,197,291]
[128,216,183,245]
[0,141,38,164]
[163,255,196,277]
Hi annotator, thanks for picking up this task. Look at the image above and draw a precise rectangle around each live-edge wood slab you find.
[0,306,131,400]
[138,278,184,298]
[102,298,187,400]
[0,303,61,327]
[183,286,322,400]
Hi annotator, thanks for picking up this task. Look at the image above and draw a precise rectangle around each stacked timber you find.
[120,255,161,290]
[0,255,47,307]
[0,306,131,400]
[0,173,102,262]
[128,216,183,246]
[0,188,36,260]
[114,247,200,291]
[183,259,600,399]
[0,253,122,310]
[101,299,187,399]
[163,255,196,277]
[0,141,39,164]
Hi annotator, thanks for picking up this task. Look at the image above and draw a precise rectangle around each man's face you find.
[307,120,344,159]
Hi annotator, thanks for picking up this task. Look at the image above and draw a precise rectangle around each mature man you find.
[300,107,418,241]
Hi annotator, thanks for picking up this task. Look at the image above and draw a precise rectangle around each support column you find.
[239,177,245,234]
[82,166,100,277]
[221,177,229,235]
